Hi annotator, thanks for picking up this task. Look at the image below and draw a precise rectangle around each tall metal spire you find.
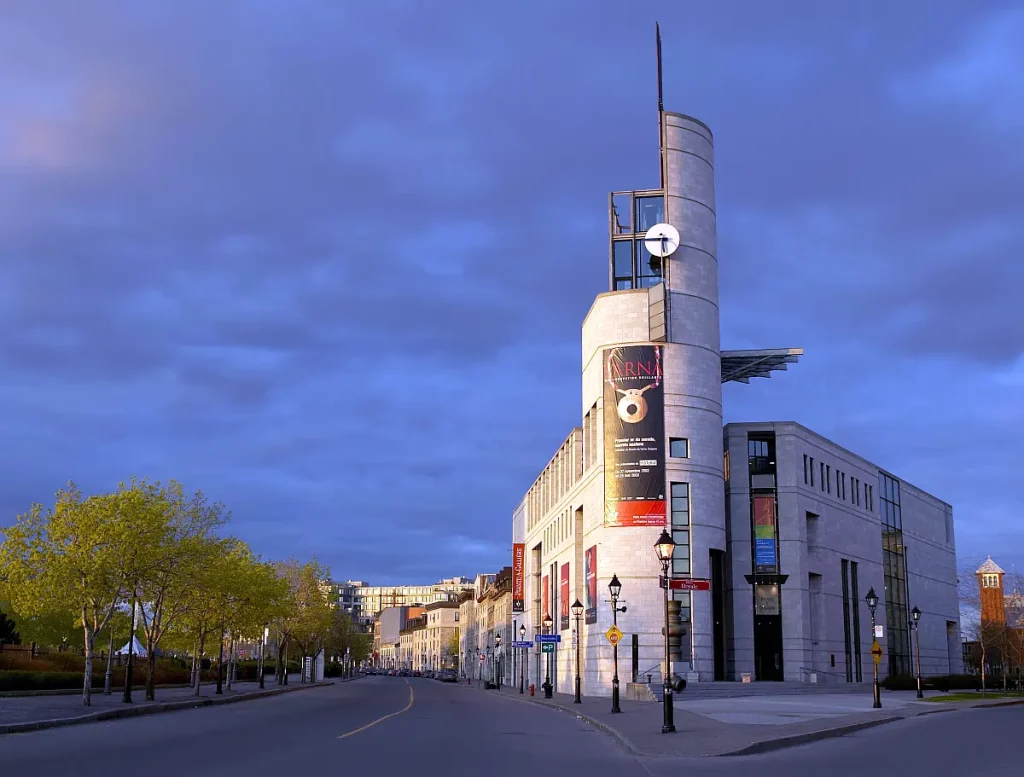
[656,22,665,188]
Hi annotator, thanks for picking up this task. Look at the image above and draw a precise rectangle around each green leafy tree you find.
[276,559,334,682]
[0,606,19,645]
[0,484,144,706]
[12,610,82,651]
[135,481,227,701]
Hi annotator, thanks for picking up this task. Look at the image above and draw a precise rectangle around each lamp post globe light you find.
[542,613,554,698]
[571,599,585,703]
[866,587,882,709]
[654,530,677,733]
[519,624,527,694]
[911,606,923,699]
[609,574,626,714]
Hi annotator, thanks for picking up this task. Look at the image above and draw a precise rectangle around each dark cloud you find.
[0,0,1020,581]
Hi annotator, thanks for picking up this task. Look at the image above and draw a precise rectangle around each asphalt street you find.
[0,676,1020,777]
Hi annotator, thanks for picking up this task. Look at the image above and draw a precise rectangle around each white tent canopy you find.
[115,636,147,658]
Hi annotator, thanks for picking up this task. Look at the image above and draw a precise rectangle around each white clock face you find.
[643,223,680,258]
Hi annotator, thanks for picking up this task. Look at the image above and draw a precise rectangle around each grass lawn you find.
[923,692,1024,703]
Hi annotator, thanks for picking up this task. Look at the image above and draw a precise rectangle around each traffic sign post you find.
[535,634,561,644]
[871,641,883,665]
[541,642,555,654]
[605,625,623,646]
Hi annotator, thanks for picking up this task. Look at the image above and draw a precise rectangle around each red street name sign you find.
[659,576,711,592]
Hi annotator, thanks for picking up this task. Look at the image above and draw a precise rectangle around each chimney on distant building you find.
[977,557,1006,624]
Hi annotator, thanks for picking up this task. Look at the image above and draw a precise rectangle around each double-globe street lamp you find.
[866,587,882,709]
[571,599,584,704]
[542,613,554,698]
[609,574,627,714]
[654,530,677,734]
[911,606,923,699]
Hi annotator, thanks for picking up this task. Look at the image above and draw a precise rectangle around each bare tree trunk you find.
[283,643,289,685]
[216,622,225,695]
[190,639,199,689]
[226,635,233,691]
[104,629,115,695]
[195,633,206,696]
[145,645,157,701]
[81,615,93,707]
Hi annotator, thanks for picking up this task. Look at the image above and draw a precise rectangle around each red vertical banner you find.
[584,546,598,624]
[542,575,549,620]
[560,563,570,631]
[512,543,525,613]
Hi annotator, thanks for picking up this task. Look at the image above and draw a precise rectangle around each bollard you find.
[529,684,535,696]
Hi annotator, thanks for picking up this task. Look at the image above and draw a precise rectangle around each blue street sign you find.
[512,641,533,649]
[535,634,561,644]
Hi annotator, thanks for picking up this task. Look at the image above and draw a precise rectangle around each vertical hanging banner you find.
[584,546,598,624]
[512,543,525,613]
[753,495,778,574]
[603,345,667,527]
[542,575,549,620]
[560,563,570,630]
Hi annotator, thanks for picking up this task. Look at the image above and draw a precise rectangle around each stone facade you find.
[511,109,960,696]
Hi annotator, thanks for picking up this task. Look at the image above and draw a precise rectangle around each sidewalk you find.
[460,680,983,756]
[0,675,341,735]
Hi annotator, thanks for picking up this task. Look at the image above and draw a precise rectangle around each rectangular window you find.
[851,560,862,682]
[826,465,831,494]
[613,240,634,289]
[803,454,807,484]
[670,438,689,458]
[670,483,691,575]
[841,559,852,682]
[809,457,815,487]
[635,195,665,232]
[865,482,870,510]
[841,472,846,501]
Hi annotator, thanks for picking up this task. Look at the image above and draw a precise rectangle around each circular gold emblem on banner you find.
[616,389,650,424]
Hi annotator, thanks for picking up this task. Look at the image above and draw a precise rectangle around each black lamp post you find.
[911,606,923,699]
[519,624,526,694]
[609,574,626,714]
[655,530,677,733]
[542,613,553,698]
[571,599,584,703]
[495,634,502,690]
[866,587,882,709]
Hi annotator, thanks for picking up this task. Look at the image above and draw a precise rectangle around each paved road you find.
[0,676,1020,777]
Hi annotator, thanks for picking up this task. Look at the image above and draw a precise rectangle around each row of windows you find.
[670,482,691,576]
[803,454,874,512]
[527,429,583,531]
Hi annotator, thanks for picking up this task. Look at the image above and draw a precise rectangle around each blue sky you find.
[1,1,1021,584]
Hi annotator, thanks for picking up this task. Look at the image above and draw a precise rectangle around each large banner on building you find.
[512,543,525,613]
[603,345,667,527]
[584,546,598,624]
[560,563,570,631]
[753,495,778,574]
[542,575,549,620]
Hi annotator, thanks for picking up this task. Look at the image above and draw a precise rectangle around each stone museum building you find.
[510,96,960,695]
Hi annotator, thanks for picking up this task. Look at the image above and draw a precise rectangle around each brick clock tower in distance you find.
[977,557,1006,625]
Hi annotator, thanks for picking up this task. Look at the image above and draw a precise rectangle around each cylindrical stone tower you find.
[662,112,726,680]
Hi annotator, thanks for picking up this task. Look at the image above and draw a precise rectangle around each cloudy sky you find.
[1,1,1020,584]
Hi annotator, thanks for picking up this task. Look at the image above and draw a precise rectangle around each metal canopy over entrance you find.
[721,348,803,384]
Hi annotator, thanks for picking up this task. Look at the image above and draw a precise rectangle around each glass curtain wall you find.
[879,472,911,675]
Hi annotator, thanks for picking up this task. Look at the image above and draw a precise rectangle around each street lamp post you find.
[655,530,677,733]
[259,623,269,689]
[866,587,882,709]
[911,606,923,699]
[609,574,627,714]
[571,599,584,704]
[542,613,553,698]
[495,634,502,690]
[519,624,526,694]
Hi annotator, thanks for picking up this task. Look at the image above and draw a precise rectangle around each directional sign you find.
[542,642,555,654]
[512,641,533,649]
[535,634,562,644]
[659,576,712,592]
[871,640,883,665]
[605,625,623,646]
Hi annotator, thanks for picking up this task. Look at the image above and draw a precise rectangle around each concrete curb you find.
[0,681,334,736]
[475,685,930,758]
[725,716,903,757]
[973,697,1024,709]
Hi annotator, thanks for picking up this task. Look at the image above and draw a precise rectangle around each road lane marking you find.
[337,680,414,740]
